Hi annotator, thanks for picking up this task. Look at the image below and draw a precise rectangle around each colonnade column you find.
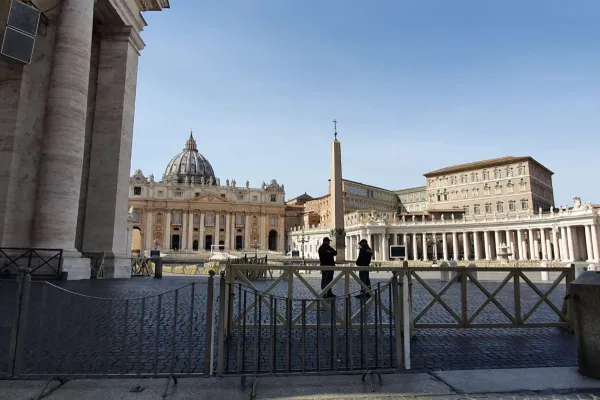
[527,229,535,260]
[473,232,481,260]
[383,233,389,260]
[422,233,427,261]
[462,232,470,261]
[552,227,560,261]
[199,212,205,250]
[452,232,458,260]
[540,228,547,260]
[32,0,95,279]
[560,226,568,261]
[442,233,448,261]
[494,231,500,259]
[412,233,418,261]
[591,224,600,262]
[483,231,491,260]
[517,230,524,260]
[584,225,593,261]
[566,226,575,262]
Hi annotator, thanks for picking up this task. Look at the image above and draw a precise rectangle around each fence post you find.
[204,271,216,377]
[216,272,227,377]
[391,272,403,369]
[566,263,576,332]
[8,268,32,378]
[460,267,468,328]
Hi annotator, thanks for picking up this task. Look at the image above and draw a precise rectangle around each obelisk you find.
[330,120,346,262]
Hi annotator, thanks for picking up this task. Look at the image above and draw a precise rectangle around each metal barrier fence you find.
[0,248,63,280]
[215,272,408,395]
[3,268,218,398]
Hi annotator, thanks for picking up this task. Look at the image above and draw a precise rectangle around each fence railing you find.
[1,262,576,397]
[0,248,63,280]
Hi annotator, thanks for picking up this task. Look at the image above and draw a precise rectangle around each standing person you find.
[355,239,373,298]
[318,237,337,298]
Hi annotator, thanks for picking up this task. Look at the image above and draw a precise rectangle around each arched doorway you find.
[219,240,225,252]
[131,227,143,255]
[268,230,278,251]
[171,234,180,250]
[193,240,199,251]
[235,235,243,250]
[205,235,213,250]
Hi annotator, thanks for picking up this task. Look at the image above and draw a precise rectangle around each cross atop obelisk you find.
[330,120,345,261]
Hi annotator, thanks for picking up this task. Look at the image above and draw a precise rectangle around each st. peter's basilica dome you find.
[162,131,216,184]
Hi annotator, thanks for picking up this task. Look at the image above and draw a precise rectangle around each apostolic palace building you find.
[288,145,600,265]
[128,132,286,254]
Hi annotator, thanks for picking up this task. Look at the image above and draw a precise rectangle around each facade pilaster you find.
[33,0,95,279]
[164,211,171,249]
[199,212,205,250]
[244,213,251,250]
[278,214,285,253]
[188,212,194,249]
[260,214,266,249]
[215,212,220,249]
[225,213,231,250]
[182,211,188,250]
[145,211,153,250]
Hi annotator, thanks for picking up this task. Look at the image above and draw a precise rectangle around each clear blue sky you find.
[132,0,599,206]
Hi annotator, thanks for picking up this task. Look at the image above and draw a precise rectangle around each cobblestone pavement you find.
[0,273,576,379]
[347,395,600,400]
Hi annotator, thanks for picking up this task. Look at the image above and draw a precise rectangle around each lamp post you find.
[298,229,310,265]
[428,233,442,263]
[250,240,260,259]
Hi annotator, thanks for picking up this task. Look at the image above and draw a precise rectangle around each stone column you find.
[181,211,188,250]
[560,226,568,260]
[214,212,220,249]
[188,212,194,250]
[452,232,458,260]
[33,0,95,279]
[591,224,600,262]
[567,226,575,261]
[462,232,470,261]
[199,212,205,250]
[494,231,500,259]
[164,212,171,249]
[80,26,144,277]
[422,233,427,260]
[442,233,448,260]
[483,231,491,260]
[540,228,547,260]
[473,231,481,260]
[225,213,231,250]
[383,233,389,261]
[516,230,523,260]
[145,211,153,250]
[278,215,285,253]
[527,229,535,260]
[585,225,593,261]
[412,233,418,261]
[552,227,560,260]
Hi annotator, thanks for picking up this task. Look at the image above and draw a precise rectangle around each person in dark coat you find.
[355,239,373,298]
[318,237,337,298]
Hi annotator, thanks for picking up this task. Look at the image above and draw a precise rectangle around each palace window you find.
[219,214,225,225]
[507,181,514,193]
[518,164,525,175]
[157,213,163,224]
[193,214,199,224]
[461,175,467,184]
[195,192,200,198]
[221,194,226,199]
[270,216,277,227]
[483,184,490,196]
[474,204,481,215]
[205,213,214,226]
[473,188,479,198]
[496,202,504,212]
[495,184,502,195]
[443,191,448,201]
[237,195,244,201]
[174,191,182,197]
[157,190,164,197]
[483,170,490,180]
[450,176,457,185]
[471,173,478,182]
[271,195,277,202]
[252,195,258,201]
[236,214,244,226]
[519,179,527,191]
[132,210,140,221]
[134,186,142,195]
[172,212,182,225]
[509,201,516,211]
[462,190,468,199]
[463,206,469,215]
[494,169,501,179]
[507,167,513,177]
[485,203,492,214]
[521,200,529,210]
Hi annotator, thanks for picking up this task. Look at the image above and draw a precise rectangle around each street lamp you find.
[427,234,442,263]
[297,229,310,265]
[250,240,260,259]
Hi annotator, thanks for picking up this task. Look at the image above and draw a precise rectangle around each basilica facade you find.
[128,133,286,254]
